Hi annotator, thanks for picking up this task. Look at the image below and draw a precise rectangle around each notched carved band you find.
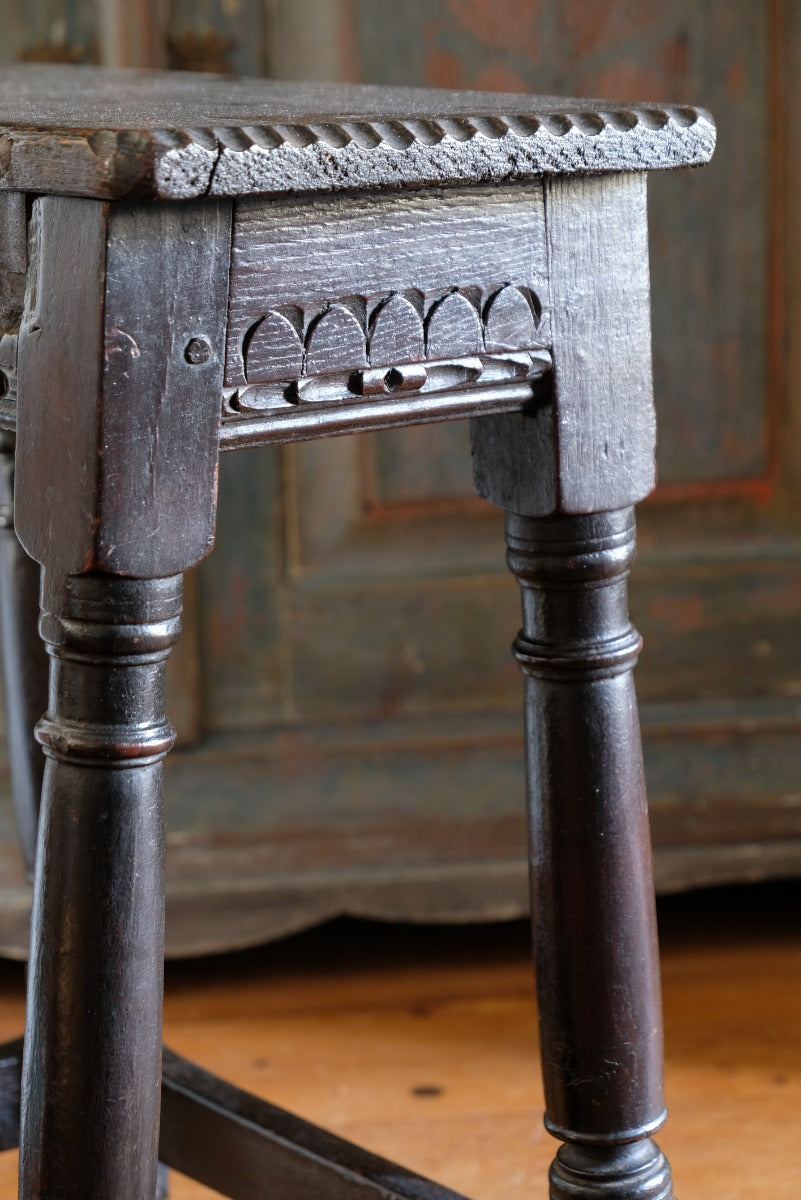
[549,1138,672,1200]
[35,716,176,768]
[513,627,643,681]
[545,1112,669,1147]
[35,573,183,769]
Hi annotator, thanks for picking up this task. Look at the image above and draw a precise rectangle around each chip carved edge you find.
[152,103,716,199]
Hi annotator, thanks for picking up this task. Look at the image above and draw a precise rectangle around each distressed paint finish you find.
[348,0,768,486]
[14,0,97,63]
[167,0,267,75]
[0,7,793,960]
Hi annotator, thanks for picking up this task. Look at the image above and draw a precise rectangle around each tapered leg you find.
[506,508,671,1200]
[19,572,183,1200]
[155,1163,170,1200]
[0,432,47,877]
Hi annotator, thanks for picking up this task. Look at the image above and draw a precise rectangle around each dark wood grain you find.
[213,0,783,943]
[471,172,654,516]
[15,196,108,579]
[0,1037,471,1199]
[160,1047,470,1200]
[345,0,765,487]
[0,434,46,878]
[19,574,182,1200]
[225,186,549,388]
[15,194,231,579]
[99,198,230,576]
[221,380,547,450]
[0,1037,21,1154]
[0,2,778,971]
[506,510,669,1200]
[0,58,717,1200]
[544,172,655,511]
[10,160,232,1199]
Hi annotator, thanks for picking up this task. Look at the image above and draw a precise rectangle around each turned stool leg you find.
[506,508,671,1200]
[12,191,229,1200]
[0,432,47,877]
[19,572,182,1200]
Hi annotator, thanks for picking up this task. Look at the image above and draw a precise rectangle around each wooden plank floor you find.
[0,881,797,1197]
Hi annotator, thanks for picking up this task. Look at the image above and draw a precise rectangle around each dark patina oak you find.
[0,65,714,1200]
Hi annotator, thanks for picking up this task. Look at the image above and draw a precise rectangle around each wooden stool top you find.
[0,64,715,200]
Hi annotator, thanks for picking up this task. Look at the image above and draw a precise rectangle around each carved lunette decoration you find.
[223,282,550,417]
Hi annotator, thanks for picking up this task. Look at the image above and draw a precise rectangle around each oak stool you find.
[0,66,714,1200]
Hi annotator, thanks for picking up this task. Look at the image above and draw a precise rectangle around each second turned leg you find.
[19,572,183,1200]
[0,433,47,877]
[506,509,671,1200]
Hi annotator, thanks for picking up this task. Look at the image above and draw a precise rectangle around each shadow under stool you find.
[0,64,715,1200]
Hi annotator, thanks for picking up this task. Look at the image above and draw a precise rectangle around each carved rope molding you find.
[224,282,549,416]
[154,104,715,200]
[0,103,716,201]
[0,69,715,199]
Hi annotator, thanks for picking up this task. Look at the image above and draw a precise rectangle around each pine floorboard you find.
[0,881,797,1197]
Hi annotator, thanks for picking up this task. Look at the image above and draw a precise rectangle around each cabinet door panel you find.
[349,0,771,488]
[1,0,799,958]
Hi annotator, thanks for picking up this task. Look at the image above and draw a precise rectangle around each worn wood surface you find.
[9,150,234,1197]
[99,199,230,575]
[15,195,230,579]
[226,186,549,390]
[204,0,793,948]
[19,575,183,1199]
[471,172,653,515]
[219,184,552,443]
[0,688,797,960]
[506,510,669,1199]
[0,64,713,200]
[221,383,547,451]
[343,0,767,487]
[0,30,778,1200]
[14,196,108,579]
[0,438,45,878]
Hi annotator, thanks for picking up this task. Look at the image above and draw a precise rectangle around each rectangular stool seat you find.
[0,64,714,1200]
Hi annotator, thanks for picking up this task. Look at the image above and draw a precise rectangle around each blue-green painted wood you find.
[349,0,769,488]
